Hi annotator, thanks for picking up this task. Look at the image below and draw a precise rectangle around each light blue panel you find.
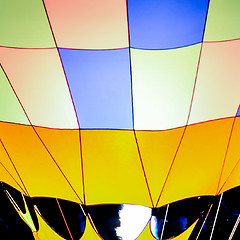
[59,48,133,129]
[127,0,209,49]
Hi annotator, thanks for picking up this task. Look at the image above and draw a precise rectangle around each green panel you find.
[0,0,55,48]
[204,0,240,41]
[0,66,29,124]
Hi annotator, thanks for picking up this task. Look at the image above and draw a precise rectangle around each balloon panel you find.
[34,211,65,240]
[0,0,54,48]
[0,164,24,194]
[0,137,29,194]
[204,0,240,41]
[33,127,84,201]
[135,128,185,204]
[0,122,82,203]
[189,40,240,125]
[59,48,133,130]
[81,129,152,206]
[1,0,240,238]
[218,117,240,192]
[0,66,29,124]
[0,47,78,129]
[127,0,209,49]
[131,44,201,130]
[43,0,129,49]
[157,117,235,207]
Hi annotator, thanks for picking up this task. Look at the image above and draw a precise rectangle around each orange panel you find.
[81,129,152,207]
[158,118,234,207]
[0,122,81,203]
[136,128,185,205]
[0,142,26,193]
[34,127,84,202]
[217,117,240,192]
[43,0,129,49]
[219,159,240,194]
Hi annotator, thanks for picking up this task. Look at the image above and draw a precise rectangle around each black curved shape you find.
[151,196,214,239]
[2,183,26,214]
[0,183,34,240]
[88,204,123,240]
[33,197,86,240]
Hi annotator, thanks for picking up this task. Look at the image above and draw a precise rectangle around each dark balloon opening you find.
[33,197,86,240]
[0,183,34,240]
[88,204,123,240]
[151,196,214,239]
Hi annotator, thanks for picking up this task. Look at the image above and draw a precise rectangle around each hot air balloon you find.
[0,0,240,239]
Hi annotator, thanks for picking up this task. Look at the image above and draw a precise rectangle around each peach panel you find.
[0,122,81,203]
[135,128,185,205]
[189,40,240,125]
[44,0,129,49]
[81,129,152,207]
[0,47,78,129]
[157,117,234,207]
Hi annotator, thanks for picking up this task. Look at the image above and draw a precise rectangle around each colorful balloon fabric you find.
[0,0,240,239]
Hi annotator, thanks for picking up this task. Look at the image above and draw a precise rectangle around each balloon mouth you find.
[2,182,223,240]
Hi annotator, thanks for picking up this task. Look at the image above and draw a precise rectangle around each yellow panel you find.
[158,118,234,207]
[33,211,65,240]
[131,44,201,130]
[189,40,240,125]
[217,117,240,192]
[7,193,37,232]
[0,47,78,129]
[171,219,198,240]
[0,122,81,203]
[81,217,102,240]
[136,127,185,205]
[82,130,152,207]
[204,0,240,41]
[136,222,156,240]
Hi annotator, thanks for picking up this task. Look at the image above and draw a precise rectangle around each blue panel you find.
[59,48,133,129]
[127,0,209,49]
[237,105,240,117]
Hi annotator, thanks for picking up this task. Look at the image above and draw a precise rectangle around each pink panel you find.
[43,0,129,49]
[0,47,78,129]
[189,39,240,125]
